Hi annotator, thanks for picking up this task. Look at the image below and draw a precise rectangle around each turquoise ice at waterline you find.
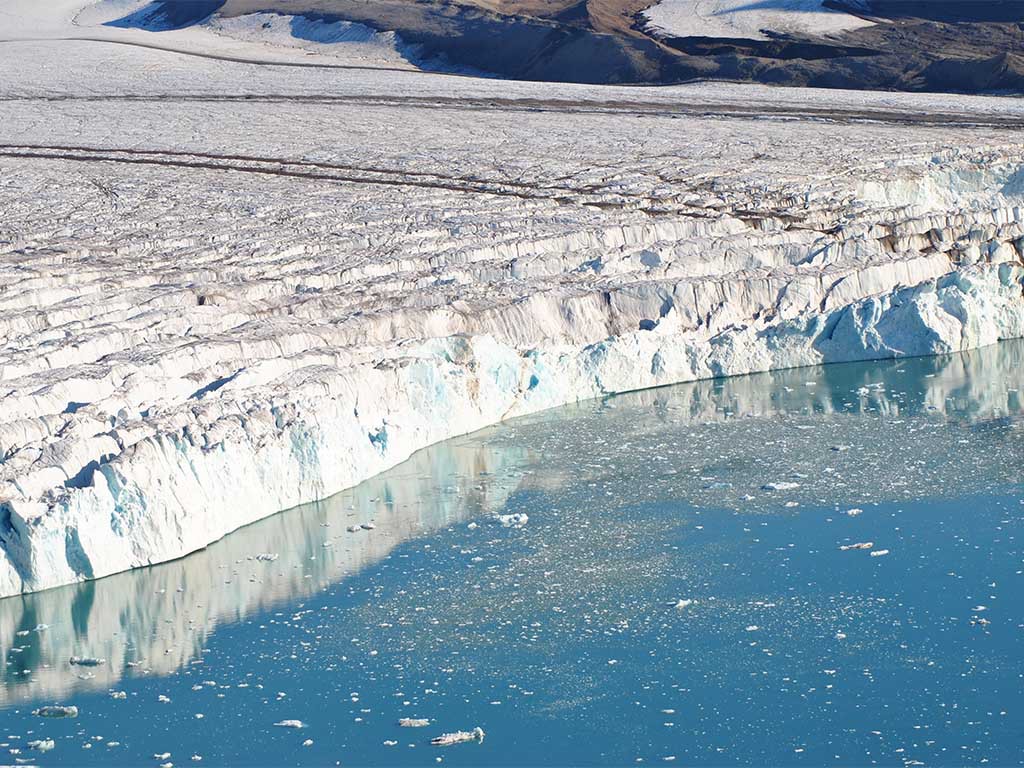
[1,341,1022,766]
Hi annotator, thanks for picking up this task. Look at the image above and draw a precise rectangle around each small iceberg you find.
[69,655,106,666]
[431,726,485,746]
[33,705,79,718]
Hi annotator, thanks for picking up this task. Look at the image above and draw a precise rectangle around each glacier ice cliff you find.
[4,337,1023,705]
[0,26,1023,596]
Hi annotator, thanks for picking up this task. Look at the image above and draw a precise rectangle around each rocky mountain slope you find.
[194,0,1024,89]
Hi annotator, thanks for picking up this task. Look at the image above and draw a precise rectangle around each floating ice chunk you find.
[347,525,361,533]
[110,691,127,700]
[274,720,306,728]
[361,522,376,530]
[745,625,760,631]
[154,753,171,760]
[255,553,279,562]
[158,694,171,703]
[497,513,528,528]
[467,522,478,530]
[302,739,313,747]
[34,624,49,632]
[384,740,398,746]
[870,549,890,557]
[845,508,863,516]
[33,705,78,718]
[399,718,430,727]
[673,599,694,610]
[431,727,485,746]
[762,482,799,491]
[28,739,55,752]
[839,542,873,551]
[69,655,106,666]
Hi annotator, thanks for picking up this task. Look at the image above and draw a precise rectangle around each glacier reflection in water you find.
[1,340,1022,766]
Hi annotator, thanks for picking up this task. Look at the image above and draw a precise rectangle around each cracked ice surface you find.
[1,30,1024,596]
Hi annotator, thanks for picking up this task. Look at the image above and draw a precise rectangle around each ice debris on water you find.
[33,705,78,718]
[497,513,528,527]
[845,508,863,516]
[69,655,106,666]
[762,482,800,491]
[110,691,127,700]
[870,549,890,557]
[254,553,279,562]
[302,739,313,747]
[431,727,485,746]
[839,542,873,551]
[399,718,430,727]
[28,739,55,752]
[274,720,306,728]
[673,599,694,610]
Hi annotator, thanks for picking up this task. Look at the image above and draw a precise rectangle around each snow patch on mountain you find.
[210,12,422,67]
[643,0,876,42]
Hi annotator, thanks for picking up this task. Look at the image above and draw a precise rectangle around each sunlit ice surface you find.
[1,340,1022,766]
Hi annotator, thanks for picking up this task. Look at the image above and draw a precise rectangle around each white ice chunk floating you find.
[33,705,78,718]
[431,727,486,746]
[69,656,106,666]
[839,542,874,551]
[762,482,800,491]
[497,513,529,528]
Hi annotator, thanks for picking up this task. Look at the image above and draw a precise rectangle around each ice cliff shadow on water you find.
[1,339,1023,705]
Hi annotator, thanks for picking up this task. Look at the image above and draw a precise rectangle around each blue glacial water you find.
[1,342,1023,766]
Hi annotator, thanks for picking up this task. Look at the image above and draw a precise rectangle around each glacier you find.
[4,337,1022,706]
[1,2,1024,597]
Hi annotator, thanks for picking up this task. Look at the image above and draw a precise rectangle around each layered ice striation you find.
[0,27,1023,596]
